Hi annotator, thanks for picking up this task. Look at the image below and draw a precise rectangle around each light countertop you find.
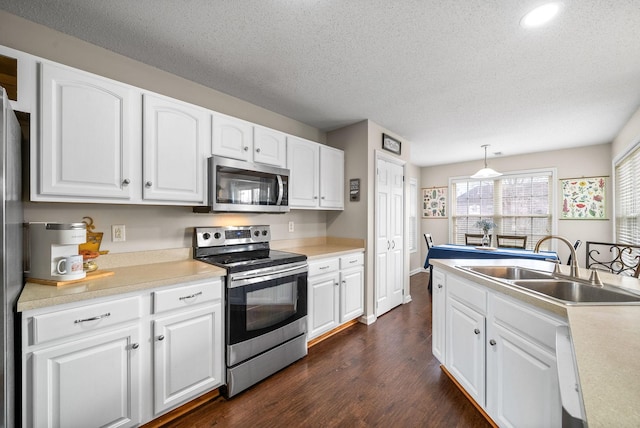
[431,258,640,428]
[17,240,365,312]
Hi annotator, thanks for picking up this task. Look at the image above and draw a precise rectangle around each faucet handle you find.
[552,259,563,275]
[588,268,603,286]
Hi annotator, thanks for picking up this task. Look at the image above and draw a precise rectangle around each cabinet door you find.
[340,266,364,323]
[143,94,209,204]
[446,297,486,406]
[308,272,339,339]
[211,114,253,161]
[431,269,446,364]
[254,126,287,167]
[39,62,138,200]
[319,146,344,209]
[287,136,319,207]
[153,303,223,415]
[31,325,140,428]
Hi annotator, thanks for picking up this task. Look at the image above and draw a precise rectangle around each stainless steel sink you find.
[460,265,553,280]
[511,280,640,304]
[458,265,640,305]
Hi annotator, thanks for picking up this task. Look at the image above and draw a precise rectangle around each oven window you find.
[246,281,297,331]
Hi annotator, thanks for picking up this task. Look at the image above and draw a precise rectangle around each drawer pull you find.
[319,266,330,270]
[74,312,111,324]
[179,291,203,301]
[349,259,357,264]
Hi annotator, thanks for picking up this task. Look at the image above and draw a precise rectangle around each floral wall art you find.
[422,187,447,218]
[560,176,607,220]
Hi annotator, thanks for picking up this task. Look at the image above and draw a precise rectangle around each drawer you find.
[154,279,222,314]
[448,274,487,314]
[340,252,364,269]
[31,296,142,345]
[308,258,340,276]
[491,293,566,352]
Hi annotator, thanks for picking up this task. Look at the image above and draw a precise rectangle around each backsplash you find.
[24,202,328,253]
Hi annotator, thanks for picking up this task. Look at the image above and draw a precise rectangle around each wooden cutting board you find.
[27,270,114,286]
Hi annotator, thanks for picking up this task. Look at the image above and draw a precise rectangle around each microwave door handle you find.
[276,175,284,205]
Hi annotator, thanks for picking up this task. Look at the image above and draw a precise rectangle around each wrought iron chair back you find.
[585,241,640,278]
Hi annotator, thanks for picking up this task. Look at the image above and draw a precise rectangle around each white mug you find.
[56,255,84,275]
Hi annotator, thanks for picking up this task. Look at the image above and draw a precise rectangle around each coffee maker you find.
[28,222,87,281]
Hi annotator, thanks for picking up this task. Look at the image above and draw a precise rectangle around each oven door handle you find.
[276,175,284,206]
[229,264,308,288]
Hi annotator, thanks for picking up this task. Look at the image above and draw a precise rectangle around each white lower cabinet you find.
[435,267,566,427]
[308,252,364,341]
[22,278,225,427]
[431,269,446,363]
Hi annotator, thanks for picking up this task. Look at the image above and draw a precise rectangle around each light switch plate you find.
[112,224,126,242]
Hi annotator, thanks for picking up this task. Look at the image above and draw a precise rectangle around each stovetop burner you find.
[193,226,307,274]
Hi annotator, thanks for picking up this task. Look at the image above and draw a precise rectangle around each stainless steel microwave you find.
[195,156,289,213]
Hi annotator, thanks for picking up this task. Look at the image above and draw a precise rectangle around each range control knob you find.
[214,232,222,239]
[202,232,211,240]
[262,230,268,236]
[254,230,260,237]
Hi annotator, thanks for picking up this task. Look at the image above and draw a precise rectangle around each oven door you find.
[226,262,307,365]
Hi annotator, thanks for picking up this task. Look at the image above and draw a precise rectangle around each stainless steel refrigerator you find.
[0,86,22,428]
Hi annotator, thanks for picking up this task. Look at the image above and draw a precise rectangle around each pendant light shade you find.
[471,145,502,179]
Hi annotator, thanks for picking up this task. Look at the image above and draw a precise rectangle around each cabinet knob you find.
[131,343,139,350]
[122,178,130,185]
[342,280,346,284]
[489,339,497,346]
[158,335,165,341]
[334,282,339,287]
[314,196,318,199]
[474,328,480,335]
[145,181,152,188]
[321,196,325,200]
[243,146,249,151]
[437,284,443,289]
[256,148,261,153]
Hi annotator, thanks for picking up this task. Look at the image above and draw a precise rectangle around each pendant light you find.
[471,144,502,179]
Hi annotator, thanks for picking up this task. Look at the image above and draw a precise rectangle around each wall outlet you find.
[288,221,294,233]
[112,224,126,242]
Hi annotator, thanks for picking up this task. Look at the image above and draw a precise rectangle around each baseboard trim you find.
[141,389,221,428]
[440,365,498,428]
[307,319,359,348]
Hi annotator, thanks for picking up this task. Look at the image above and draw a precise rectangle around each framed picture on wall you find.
[560,176,607,220]
[382,134,401,155]
[422,187,447,218]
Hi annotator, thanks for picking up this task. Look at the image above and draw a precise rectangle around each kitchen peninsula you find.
[431,258,640,428]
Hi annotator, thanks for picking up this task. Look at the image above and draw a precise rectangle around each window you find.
[615,142,640,245]
[409,178,418,253]
[451,170,554,249]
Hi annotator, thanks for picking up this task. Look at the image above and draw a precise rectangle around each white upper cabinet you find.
[253,126,287,167]
[211,113,254,162]
[287,136,344,210]
[287,136,319,207]
[37,62,140,201]
[212,114,286,167]
[143,93,209,204]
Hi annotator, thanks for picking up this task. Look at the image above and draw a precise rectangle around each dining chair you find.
[465,233,489,246]
[424,233,434,249]
[496,235,527,249]
[566,239,582,265]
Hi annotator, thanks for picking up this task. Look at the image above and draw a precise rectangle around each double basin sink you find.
[459,265,640,305]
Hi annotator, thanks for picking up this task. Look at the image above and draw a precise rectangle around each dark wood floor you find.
[163,272,491,427]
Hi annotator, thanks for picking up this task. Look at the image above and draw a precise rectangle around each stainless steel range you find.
[193,225,308,398]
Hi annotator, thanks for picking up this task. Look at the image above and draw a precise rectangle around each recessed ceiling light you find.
[520,2,562,28]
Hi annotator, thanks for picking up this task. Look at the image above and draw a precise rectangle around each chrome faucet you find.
[534,235,580,278]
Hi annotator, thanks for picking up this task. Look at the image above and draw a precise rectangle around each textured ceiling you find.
[1,1,640,166]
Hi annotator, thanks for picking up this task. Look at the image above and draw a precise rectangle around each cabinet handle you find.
[342,280,346,284]
[334,282,339,286]
[349,260,357,264]
[74,312,111,324]
[314,196,318,199]
[474,328,480,335]
[391,240,395,249]
[489,339,497,346]
[179,291,203,301]
[158,335,165,341]
[437,283,443,289]
[131,343,139,350]
[319,265,330,270]
[256,148,261,153]
[122,179,130,185]
[145,181,152,188]
[321,196,325,200]
[243,146,249,151]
